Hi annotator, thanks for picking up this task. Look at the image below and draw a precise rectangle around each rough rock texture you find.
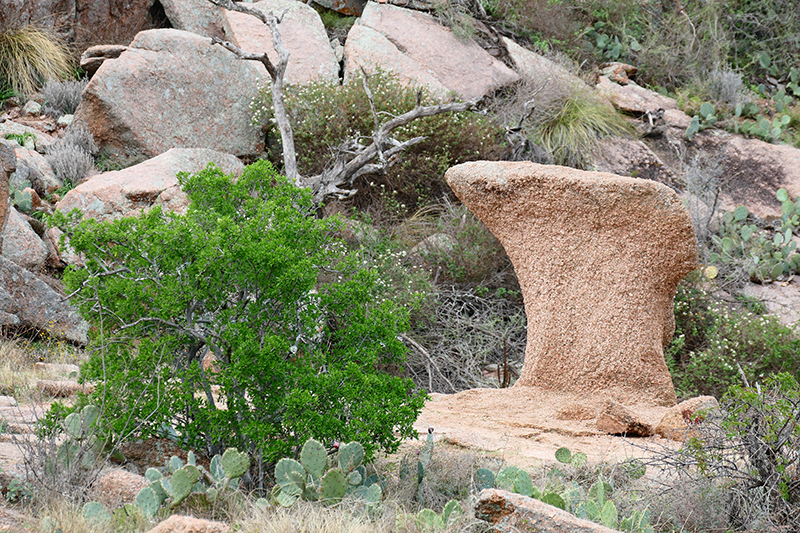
[74,0,157,45]
[446,162,697,406]
[10,145,60,196]
[0,255,89,344]
[596,76,680,115]
[596,400,653,436]
[0,208,48,269]
[224,0,338,84]
[476,488,619,533]
[592,137,676,186]
[0,122,55,153]
[741,280,800,326]
[0,140,13,243]
[80,44,129,79]
[36,380,93,397]
[57,148,244,223]
[161,0,226,39]
[0,0,77,39]
[315,0,367,16]
[74,29,264,159]
[503,37,587,91]
[91,469,150,510]
[146,515,231,533]
[346,3,519,100]
[655,396,719,441]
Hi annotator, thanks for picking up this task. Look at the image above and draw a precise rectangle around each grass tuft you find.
[0,25,72,96]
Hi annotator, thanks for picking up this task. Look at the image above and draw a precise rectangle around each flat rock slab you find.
[446,162,697,406]
[57,148,244,223]
[346,3,519,100]
[75,29,264,159]
[224,0,339,85]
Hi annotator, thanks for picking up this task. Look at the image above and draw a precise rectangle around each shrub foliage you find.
[62,161,426,467]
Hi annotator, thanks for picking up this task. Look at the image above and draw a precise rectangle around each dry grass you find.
[0,24,72,96]
[0,339,38,400]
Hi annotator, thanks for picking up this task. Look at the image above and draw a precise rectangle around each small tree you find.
[63,160,426,469]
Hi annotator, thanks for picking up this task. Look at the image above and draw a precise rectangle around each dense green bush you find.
[61,161,426,470]
[668,280,800,399]
[251,70,504,215]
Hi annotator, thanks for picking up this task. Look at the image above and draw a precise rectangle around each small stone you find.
[596,401,653,436]
[57,114,74,127]
[22,100,42,117]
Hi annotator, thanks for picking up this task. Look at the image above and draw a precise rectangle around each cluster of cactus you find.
[10,179,33,213]
[399,428,435,504]
[415,500,463,531]
[475,447,652,533]
[272,438,381,510]
[47,405,105,475]
[709,190,800,282]
[737,114,791,143]
[83,447,253,525]
[686,102,717,141]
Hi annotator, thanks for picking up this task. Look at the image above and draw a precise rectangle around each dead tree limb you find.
[209,0,479,204]
[209,0,298,186]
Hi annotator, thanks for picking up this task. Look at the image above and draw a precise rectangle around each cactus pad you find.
[320,468,347,504]
[337,442,364,473]
[135,486,160,518]
[170,468,197,504]
[210,455,224,482]
[475,468,495,491]
[63,412,82,440]
[275,458,306,496]
[82,501,111,524]
[416,508,444,530]
[347,469,362,486]
[80,405,101,429]
[206,487,219,503]
[145,468,163,482]
[442,500,462,524]
[170,456,184,473]
[300,438,327,479]
[221,447,249,479]
[554,447,572,464]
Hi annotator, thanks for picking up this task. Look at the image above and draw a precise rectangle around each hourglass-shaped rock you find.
[446,162,697,406]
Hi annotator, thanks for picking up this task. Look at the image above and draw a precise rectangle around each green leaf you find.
[555,447,572,464]
[733,205,749,221]
[540,492,566,510]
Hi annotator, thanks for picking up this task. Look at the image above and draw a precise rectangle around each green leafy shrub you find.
[250,70,504,214]
[61,161,426,474]
[0,24,72,96]
[668,280,800,399]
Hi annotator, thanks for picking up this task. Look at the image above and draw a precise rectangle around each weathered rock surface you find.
[224,0,338,84]
[346,3,519,100]
[74,29,264,159]
[56,148,244,223]
[80,44,129,79]
[0,208,48,269]
[91,469,150,510]
[592,137,676,186]
[740,280,800,326]
[10,145,60,196]
[446,162,697,405]
[503,37,587,91]
[0,0,77,40]
[0,256,89,344]
[36,380,93,397]
[596,400,653,436]
[161,0,226,39]
[146,515,231,533]
[74,0,159,45]
[0,140,12,242]
[476,488,619,533]
[654,396,719,441]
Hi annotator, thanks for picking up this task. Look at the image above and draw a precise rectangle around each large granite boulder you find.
[446,162,697,406]
[161,0,227,39]
[0,140,13,245]
[0,208,48,269]
[56,148,244,223]
[0,256,89,344]
[222,0,339,85]
[10,145,60,196]
[74,29,264,159]
[345,3,519,100]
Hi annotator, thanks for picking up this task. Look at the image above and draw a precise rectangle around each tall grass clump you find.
[0,24,72,96]
[531,88,631,168]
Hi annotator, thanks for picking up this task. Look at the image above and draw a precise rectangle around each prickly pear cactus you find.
[275,458,306,496]
[168,467,199,507]
[320,468,347,504]
[135,486,160,519]
[475,467,495,491]
[221,447,249,479]
[82,501,111,525]
[300,438,327,479]
[337,442,364,473]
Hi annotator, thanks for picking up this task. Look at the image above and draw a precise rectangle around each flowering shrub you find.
[668,280,800,399]
[251,70,504,214]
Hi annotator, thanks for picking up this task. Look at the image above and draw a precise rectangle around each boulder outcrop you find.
[56,148,244,223]
[223,0,339,85]
[161,0,227,39]
[476,488,619,533]
[345,3,519,100]
[74,29,264,159]
[0,208,48,269]
[0,256,89,344]
[446,162,697,405]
